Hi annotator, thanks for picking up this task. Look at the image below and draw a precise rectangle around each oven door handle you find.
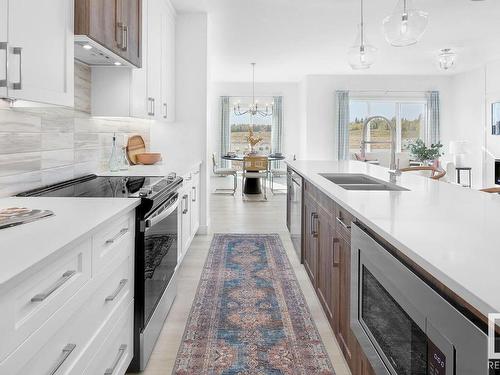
[145,198,179,230]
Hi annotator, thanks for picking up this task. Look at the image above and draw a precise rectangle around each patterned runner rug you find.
[172,233,335,375]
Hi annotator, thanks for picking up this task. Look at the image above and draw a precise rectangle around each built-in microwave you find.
[350,223,488,375]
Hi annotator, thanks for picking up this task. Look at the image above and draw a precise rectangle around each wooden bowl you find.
[136,152,162,165]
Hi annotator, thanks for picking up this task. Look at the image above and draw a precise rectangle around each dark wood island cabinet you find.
[300,177,376,375]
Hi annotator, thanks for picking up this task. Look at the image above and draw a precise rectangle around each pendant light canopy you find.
[348,0,377,70]
[383,0,428,47]
[438,49,457,71]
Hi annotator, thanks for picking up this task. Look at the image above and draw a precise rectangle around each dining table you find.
[221,154,286,194]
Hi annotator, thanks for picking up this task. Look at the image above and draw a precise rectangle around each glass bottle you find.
[109,133,120,172]
[119,146,129,171]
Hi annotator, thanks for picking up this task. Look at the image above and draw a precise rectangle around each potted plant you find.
[409,139,443,164]
[246,128,263,155]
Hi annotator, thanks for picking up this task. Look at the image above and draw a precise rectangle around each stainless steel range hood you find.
[74,35,135,68]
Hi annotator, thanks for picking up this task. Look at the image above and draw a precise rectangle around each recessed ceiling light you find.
[114,61,122,66]
[82,44,92,50]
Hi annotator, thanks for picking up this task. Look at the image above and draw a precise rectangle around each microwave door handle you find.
[145,199,179,229]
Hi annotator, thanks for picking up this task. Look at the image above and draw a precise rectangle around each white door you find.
[0,0,7,99]
[7,0,74,106]
[146,0,162,119]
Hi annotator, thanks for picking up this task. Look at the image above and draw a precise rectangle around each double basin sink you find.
[320,173,409,191]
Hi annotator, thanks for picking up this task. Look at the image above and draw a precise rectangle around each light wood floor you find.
[135,176,351,375]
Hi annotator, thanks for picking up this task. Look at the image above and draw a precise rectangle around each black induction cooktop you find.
[17,174,181,199]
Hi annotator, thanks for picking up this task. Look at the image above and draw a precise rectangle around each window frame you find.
[348,96,427,154]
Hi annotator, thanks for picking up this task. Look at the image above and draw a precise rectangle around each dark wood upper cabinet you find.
[75,0,142,67]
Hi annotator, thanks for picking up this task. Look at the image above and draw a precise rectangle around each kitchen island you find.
[286,160,498,375]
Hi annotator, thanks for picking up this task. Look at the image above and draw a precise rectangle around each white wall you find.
[485,61,500,187]
[301,74,453,161]
[151,13,209,230]
[208,81,303,163]
[447,69,486,188]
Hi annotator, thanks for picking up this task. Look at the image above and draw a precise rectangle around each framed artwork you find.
[492,102,500,135]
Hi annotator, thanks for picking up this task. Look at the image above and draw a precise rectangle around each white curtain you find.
[336,91,350,160]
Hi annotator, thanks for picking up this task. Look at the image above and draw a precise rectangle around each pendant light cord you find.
[360,0,364,46]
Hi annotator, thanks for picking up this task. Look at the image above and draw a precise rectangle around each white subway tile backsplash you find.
[0,110,41,132]
[0,171,42,197]
[0,152,41,177]
[0,133,41,155]
[41,149,74,169]
[41,133,74,151]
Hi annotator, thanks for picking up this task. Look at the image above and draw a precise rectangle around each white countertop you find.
[287,160,500,318]
[0,197,140,287]
[97,160,202,178]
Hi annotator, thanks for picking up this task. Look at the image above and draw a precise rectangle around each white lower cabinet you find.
[0,210,135,375]
[178,166,201,263]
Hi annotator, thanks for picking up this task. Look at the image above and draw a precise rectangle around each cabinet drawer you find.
[82,301,134,375]
[0,239,91,361]
[0,254,133,375]
[93,213,134,275]
[335,205,354,242]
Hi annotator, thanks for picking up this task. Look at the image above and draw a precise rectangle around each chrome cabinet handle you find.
[310,212,318,238]
[0,42,6,88]
[182,194,189,214]
[31,270,76,302]
[122,25,128,51]
[192,186,196,202]
[105,228,129,245]
[105,279,128,302]
[151,98,155,116]
[104,344,127,375]
[147,97,154,116]
[332,238,340,266]
[163,103,167,119]
[12,47,22,90]
[47,343,76,375]
[336,216,351,230]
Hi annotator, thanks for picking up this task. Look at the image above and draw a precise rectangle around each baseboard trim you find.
[197,224,209,235]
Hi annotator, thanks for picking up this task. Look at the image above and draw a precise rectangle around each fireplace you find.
[496,160,500,185]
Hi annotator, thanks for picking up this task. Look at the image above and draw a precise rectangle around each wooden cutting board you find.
[127,135,146,165]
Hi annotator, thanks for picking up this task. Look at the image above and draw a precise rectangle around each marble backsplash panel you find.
[0,64,151,197]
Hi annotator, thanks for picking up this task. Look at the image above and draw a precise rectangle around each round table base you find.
[244,178,262,195]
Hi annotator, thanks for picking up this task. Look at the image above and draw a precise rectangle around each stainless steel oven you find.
[132,191,179,371]
[350,223,487,375]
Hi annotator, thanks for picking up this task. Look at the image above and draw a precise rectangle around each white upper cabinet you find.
[92,0,176,122]
[0,0,74,106]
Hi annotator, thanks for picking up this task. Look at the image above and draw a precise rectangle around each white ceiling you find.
[171,0,500,82]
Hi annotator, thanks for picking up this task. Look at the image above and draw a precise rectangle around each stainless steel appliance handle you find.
[0,42,7,88]
[105,228,129,245]
[151,98,155,116]
[163,103,167,119]
[182,194,189,214]
[105,279,128,302]
[291,177,301,186]
[145,197,179,229]
[336,216,351,230]
[31,270,76,302]
[192,186,196,202]
[47,344,76,375]
[12,47,22,90]
[104,344,127,375]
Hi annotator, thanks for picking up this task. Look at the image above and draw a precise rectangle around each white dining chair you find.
[212,153,237,195]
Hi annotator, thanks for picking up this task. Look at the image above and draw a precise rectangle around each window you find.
[348,99,426,154]
[229,96,273,154]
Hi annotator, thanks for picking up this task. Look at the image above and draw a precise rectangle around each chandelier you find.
[233,63,273,117]
[383,0,428,47]
[438,49,457,71]
[348,0,377,70]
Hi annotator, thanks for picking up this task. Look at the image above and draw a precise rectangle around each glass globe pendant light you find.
[383,0,428,47]
[438,49,457,71]
[348,0,377,70]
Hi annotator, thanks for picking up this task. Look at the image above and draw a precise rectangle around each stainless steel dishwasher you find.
[287,168,302,260]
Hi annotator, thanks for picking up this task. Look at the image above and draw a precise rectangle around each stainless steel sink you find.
[319,173,409,191]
